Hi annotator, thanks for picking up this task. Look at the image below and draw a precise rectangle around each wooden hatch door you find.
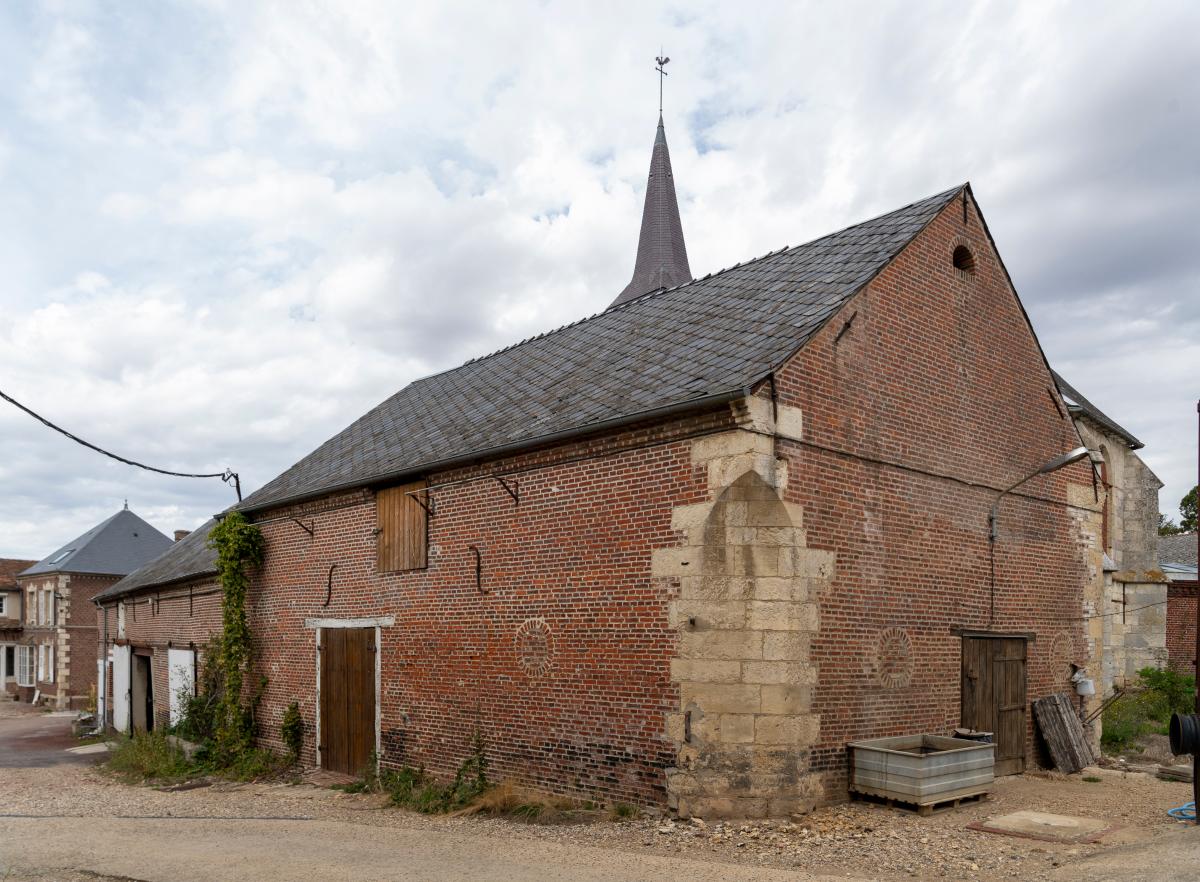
[319,627,376,776]
[961,636,1027,776]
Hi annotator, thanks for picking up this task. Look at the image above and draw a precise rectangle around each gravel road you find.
[1,706,1196,882]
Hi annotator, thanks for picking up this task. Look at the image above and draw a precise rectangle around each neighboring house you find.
[1,558,38,699]
[104,119,1106,817]
[16,507,172,709]
[1160,532,1198,676]
[93,523,218,733]
[1052,372,1166,694]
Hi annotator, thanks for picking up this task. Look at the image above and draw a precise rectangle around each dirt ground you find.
[1,705,1197,881]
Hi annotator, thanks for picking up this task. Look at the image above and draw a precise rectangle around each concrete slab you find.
[969,810,1116,843]
[65,742,111,755]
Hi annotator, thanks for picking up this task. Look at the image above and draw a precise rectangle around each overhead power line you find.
[0,386,241,500]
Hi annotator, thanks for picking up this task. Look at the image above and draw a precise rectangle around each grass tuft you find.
[105,729,285,785]
[1102,667,1196,752]
[609,802,641,820]
[105,730,194,784]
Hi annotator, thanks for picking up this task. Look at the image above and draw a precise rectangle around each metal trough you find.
[847,735,994,808]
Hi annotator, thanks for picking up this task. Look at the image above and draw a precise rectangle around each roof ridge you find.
[451,184,964,373]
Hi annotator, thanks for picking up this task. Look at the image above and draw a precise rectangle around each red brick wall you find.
[247,410,730,803]
[1167,582,1197,676]
[62,574,119,709]
[97,581,222,730]
[14,572,119,706]
[772,193,1094,792]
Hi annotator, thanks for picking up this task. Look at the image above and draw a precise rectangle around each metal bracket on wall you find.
[412,492,436,517]
[491,476,519,506]
[834,310,857,344]
[323,563,338,607]
[467,545,485,593]
[290,517,315,536]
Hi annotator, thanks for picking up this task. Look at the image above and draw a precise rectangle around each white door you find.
[112,645,131,734]
[167,648,195,727]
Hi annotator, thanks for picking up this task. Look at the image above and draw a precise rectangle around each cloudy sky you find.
[1,0,1197,558]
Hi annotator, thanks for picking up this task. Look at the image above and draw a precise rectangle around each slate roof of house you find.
[612,115,693,306]
[19,509,173,578]
[1051,370,1143,450]
[0,558,36,591]
[94,520,217,602]
[1160,532,1198,579]
[237,183,965,515]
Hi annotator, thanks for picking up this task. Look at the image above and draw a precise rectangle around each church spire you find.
[610,59,692,308]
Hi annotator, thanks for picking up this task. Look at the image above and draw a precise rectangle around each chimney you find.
[174,530,191,542]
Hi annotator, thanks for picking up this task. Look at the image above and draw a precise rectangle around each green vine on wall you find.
[208,511,265,761]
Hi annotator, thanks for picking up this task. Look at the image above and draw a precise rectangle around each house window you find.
[26,589,34,624]
[0,594,6,616]
[16,646,34,687]
[377,480,429,572]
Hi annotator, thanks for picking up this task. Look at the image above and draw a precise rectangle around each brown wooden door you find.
[961,636,1027,775]
[320,627,376,776]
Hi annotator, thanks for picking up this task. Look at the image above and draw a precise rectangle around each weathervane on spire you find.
[655,53,670,114]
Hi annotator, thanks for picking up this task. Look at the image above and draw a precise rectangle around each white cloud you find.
[0,0,1197,556]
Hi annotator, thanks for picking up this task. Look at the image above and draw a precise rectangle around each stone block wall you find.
[655,410,831,817]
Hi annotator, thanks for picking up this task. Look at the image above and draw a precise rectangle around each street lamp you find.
[988,446,1090,625]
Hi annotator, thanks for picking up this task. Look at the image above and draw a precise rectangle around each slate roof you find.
[1160,533,1198,575]
[94,520,218,602]
[238,184,965,515]
[1052,370,1143,450]
[613,116,693,306]
[19,509,173,578]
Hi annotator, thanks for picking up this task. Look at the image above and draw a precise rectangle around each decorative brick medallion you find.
[1050,631,1074,685]
[515,618,553,678]
[876,627,914,688]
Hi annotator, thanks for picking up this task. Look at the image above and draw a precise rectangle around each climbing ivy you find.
[208,511,265,761]
[281,701,303,761]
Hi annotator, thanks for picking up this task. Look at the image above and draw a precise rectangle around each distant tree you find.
[1182,485,1198,533]
[1159,513,1184,536]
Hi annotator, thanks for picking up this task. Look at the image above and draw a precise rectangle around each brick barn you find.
[94,522,218,733]
[96,118,1106,817]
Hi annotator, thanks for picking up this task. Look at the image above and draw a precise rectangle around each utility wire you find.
[1,386,241,499]
[1077,599,1169,622]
